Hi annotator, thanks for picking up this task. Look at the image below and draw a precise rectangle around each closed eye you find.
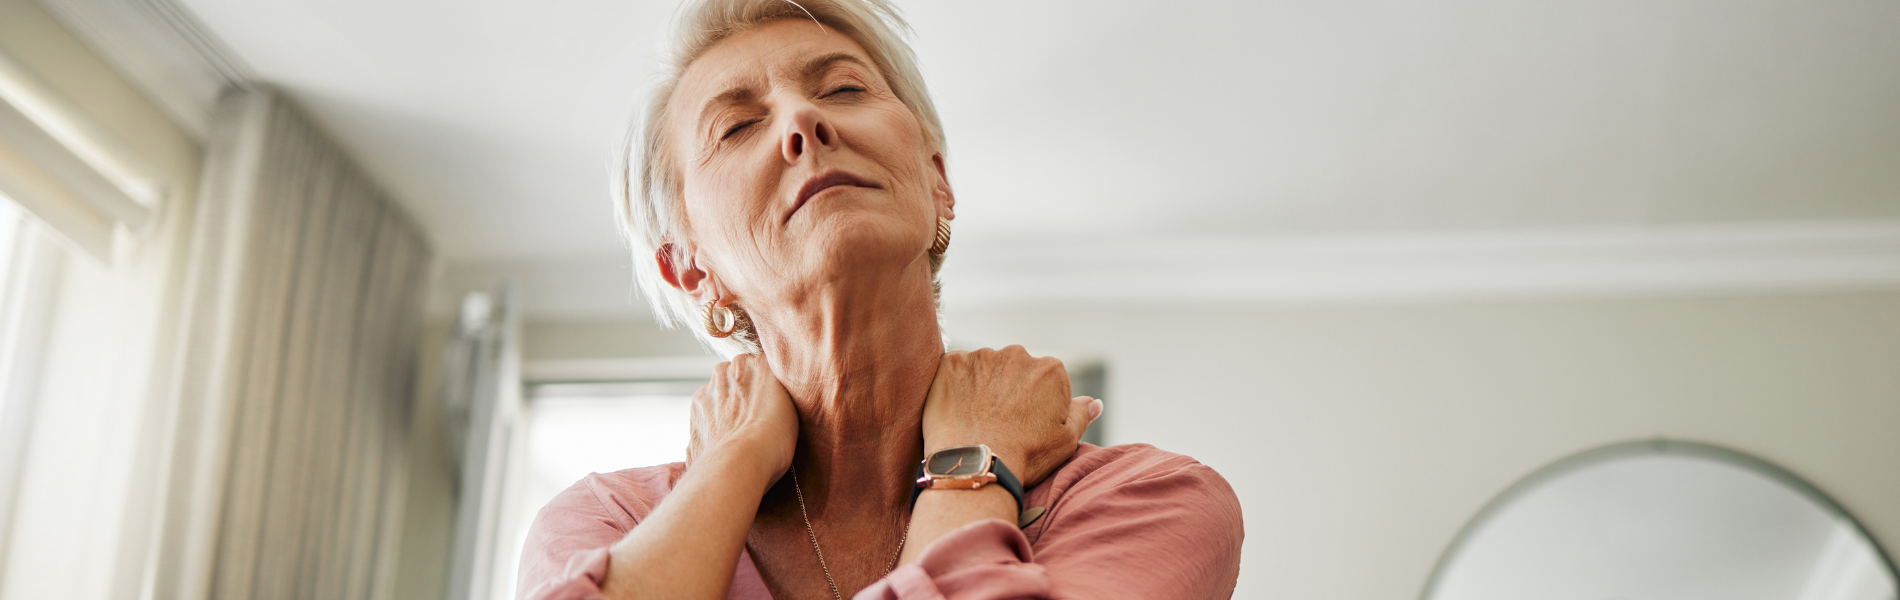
[824,86,865,98]
[721,119,758,140]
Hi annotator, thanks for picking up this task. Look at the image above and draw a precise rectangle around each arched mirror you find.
[1425,440,1898,600]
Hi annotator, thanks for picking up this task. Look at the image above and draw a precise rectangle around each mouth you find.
[789,170,879,222]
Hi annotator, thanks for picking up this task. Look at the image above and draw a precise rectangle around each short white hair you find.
[615,0,947,356]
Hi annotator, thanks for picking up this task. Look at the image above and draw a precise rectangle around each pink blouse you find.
[517,443,1244,599]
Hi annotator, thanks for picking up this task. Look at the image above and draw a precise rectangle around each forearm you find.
[896,484,1017,566]
[599,448,774,600]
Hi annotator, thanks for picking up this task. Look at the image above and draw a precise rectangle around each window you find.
[497,379,701,600]
[0,196,20,292]
[0,192,64,578]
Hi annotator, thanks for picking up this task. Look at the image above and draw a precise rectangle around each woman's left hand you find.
[921,345,1101,487]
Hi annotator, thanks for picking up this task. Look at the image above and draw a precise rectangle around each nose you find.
[779,103,836,165]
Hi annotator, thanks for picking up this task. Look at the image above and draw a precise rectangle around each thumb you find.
[1067,395,1097,439]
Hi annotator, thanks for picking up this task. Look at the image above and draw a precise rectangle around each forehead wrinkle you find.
[791,51,873,81]
[686,27,878,126]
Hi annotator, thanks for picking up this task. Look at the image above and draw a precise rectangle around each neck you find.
[750,263,941,520]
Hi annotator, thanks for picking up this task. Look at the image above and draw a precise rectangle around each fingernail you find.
[1089,399,1103,420]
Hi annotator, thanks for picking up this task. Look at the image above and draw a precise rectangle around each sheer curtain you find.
[441,286,524,600]
[148,86,432,600]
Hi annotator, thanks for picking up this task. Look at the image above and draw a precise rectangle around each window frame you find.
[0,203,69,577]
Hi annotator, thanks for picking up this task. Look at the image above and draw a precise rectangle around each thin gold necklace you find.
[791,468,909,600]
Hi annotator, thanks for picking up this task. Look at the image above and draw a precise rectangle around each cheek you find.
[681,149,783,259]
[852,105,937,211]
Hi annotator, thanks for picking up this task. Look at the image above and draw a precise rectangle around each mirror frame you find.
[1420,439,1900,599]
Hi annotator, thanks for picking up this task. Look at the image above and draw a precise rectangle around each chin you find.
[799,210,928,280]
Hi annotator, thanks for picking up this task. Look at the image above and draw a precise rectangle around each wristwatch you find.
[911,444,1025,512]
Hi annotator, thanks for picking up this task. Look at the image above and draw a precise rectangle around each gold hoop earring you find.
[929,217,952,256]
[704,302,738,338]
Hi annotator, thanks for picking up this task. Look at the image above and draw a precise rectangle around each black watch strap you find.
[911,456,1026,513]
[990,457,1026,512]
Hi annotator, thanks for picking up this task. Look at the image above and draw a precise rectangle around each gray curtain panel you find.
[153,86,431,600]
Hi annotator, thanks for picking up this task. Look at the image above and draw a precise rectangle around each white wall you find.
[521,318,705,361]
[512,290,1900,599]
[947,290,1900,599]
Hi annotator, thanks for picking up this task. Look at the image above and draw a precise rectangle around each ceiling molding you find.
[941,221,1900,310]
[36,0,252,139]
[443,221,1900,321]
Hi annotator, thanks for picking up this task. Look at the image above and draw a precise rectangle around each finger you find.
[1088,397,1104,422]
[1065,395,1094,439]
[709,366,730,402]
[710,362,731,396]
[1034,355,1064,372]
[930,350,970,386]
[690,385,711,418]
[686,400,703,464]
[742,353,775,386]
[1040,357,1073,397]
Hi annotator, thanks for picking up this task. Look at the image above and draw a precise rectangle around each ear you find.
[930,153,955,221]
[655,243,718,303]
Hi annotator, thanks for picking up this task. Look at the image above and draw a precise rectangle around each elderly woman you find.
[518,0,1243,598]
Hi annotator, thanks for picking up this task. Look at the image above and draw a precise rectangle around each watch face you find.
[926,445,991,477]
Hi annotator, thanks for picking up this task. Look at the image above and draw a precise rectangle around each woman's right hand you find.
[685,354,800,483]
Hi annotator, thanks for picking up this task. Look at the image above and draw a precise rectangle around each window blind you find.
[0,48,160,261]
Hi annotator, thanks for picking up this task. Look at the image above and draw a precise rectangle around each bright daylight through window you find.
[0,196,17,300]
[499,383,696,599]
[0,192,24,379]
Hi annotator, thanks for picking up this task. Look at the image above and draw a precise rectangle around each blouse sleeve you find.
[855,519,1049,600]
[855,449,1245,600]
[516,476,639,600]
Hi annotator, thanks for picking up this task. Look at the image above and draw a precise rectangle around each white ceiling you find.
[162,0,1900,266]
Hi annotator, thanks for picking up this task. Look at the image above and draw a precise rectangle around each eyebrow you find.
[693,52,875,135]
[695,86,757,136]
[797,51,872,80]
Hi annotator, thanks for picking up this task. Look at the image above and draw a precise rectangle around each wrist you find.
[913,482,1016,516]
[913,444,1027,514]
[698,437,789,492]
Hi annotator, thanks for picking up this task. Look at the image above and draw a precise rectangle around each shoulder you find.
[1040,443,1238,501]
[1024,443,1243,539]
[517,463,687,599]
[538,462,687,530]
[1019,444,1244,596]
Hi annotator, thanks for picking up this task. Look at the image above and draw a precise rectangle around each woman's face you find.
[664,19,952,308]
